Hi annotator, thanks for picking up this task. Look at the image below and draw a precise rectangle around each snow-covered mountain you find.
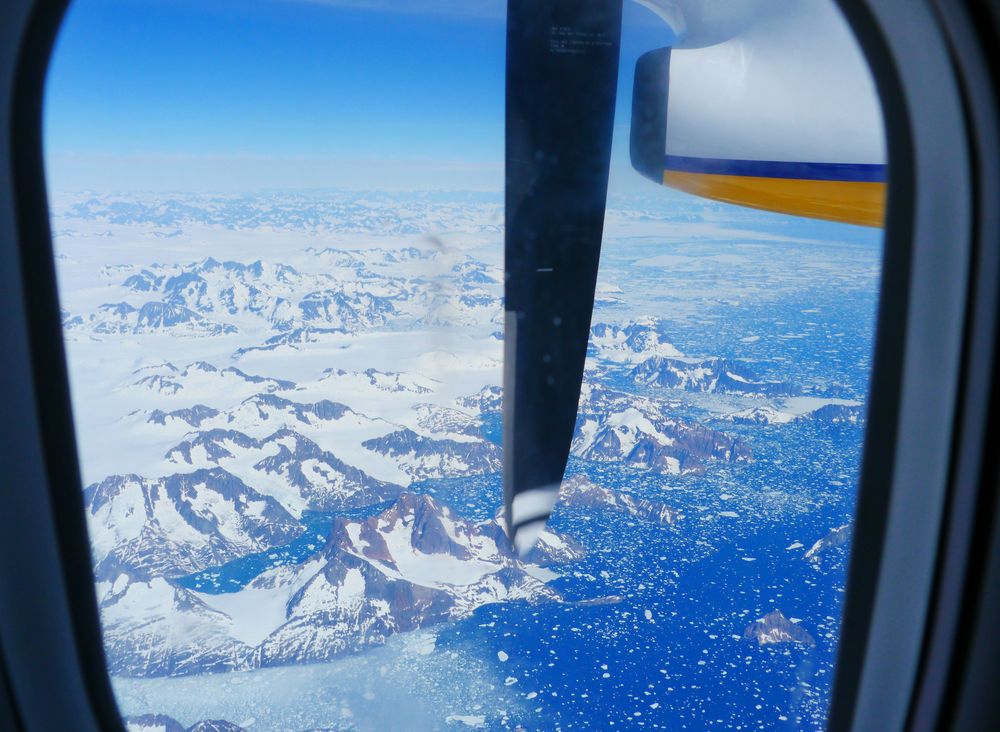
[804,523,852,566]
[233,325,349,356]
[150,388,501,494]
[164,428,403,515]
[413,258,503,328]
[98,493,576,676]
[724,401,864,426]
[413,403,485,440]
[319,367,438,395]
[147,405,220,428]
[64,300,238,337]
[61,244,510,339]
[743,610,815,646]
[360,428,501,481]
[96,570,251,676]
[296,288,397,330]
[176,392,399,449]
[123,257,403,333]
[124,715,247,732]
[86,467,303,580]
[452,382,747,475]
[630,355,797,397]
[127,361,296,402]
[253,493,567,667]
[220,393,358,428]
[456,384,502,413]
[208,393,400,461]
[307,245,435,267]
[589,318,683,363]
[572,384,752,474]
[559,474,682,524]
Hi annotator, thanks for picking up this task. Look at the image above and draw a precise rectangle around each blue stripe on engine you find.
[664,155,887,182]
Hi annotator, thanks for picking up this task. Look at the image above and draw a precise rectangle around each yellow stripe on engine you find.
[662,170,886,227]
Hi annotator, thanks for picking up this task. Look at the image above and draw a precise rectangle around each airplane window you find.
[44,0,884,730]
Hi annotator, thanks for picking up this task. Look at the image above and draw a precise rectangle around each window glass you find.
[45,1,883,730]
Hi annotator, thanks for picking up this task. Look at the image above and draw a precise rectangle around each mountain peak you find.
[743,610,815,646]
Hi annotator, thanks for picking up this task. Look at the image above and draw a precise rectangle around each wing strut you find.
[503,0,622,554]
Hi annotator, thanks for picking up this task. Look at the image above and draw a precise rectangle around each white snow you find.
[197,585,290,646]
[445,714,486,728]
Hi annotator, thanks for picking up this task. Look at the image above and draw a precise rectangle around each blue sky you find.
[45,0,674,191]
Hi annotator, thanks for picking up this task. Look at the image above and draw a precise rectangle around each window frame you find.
[824,0,980,728]
[0,0,995,730]
[1,0,126,729]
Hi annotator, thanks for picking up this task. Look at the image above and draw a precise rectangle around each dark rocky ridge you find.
[148,404,220,427]
[165,428,402,511]
[559,474,682,524]
[361,428,501,480]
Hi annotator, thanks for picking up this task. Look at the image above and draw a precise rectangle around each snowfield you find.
[49,190,877,731]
